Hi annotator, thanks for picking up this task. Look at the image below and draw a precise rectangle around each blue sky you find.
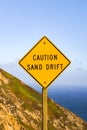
[0,0,87,88]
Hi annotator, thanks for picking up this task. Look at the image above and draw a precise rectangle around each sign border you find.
[19,36,71,88]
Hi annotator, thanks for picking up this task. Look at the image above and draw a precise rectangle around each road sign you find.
[19,36,71,130]
[19,36,70,88]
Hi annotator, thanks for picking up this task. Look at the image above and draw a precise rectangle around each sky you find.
[0,0,87,89]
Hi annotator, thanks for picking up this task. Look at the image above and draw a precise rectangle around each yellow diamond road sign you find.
[19,36,70,88]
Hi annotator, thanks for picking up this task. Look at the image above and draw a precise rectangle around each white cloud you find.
[0,61,87,89]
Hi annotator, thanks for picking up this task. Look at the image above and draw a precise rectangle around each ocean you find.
[48,86,87,121]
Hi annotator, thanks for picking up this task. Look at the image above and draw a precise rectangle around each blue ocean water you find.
[48,87,87,121]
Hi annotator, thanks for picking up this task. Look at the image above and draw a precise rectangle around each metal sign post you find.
[42,88,48,130]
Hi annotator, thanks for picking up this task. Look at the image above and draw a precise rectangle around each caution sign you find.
[19,36,70,88]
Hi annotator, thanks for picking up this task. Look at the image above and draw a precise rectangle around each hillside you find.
[0,68,87,130]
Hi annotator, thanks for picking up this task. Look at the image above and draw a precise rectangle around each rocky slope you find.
[0,68,87,130]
